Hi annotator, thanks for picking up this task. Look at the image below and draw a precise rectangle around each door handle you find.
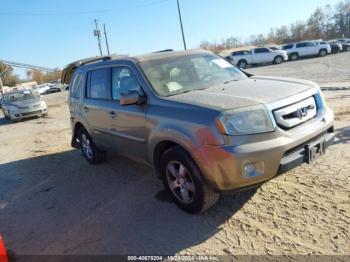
[83,106,89,113]
[109,111,117,118]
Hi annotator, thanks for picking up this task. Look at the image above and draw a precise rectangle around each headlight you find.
[215,105,274,135]
[9,106,18,112]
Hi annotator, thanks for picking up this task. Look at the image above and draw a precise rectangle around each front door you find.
[107,66,148,159]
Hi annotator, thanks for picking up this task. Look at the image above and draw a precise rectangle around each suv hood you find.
[165,76,317,111]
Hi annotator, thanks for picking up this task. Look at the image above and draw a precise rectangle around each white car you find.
[229,47,288,69]
[282,41,331,61]
[35,84,51,95]
[1,89,48,122]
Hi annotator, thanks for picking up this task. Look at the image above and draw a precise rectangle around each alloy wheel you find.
[166,161,195,204]
[81,133,93,160]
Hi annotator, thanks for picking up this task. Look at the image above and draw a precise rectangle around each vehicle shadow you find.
[334,126,350,145]
[0,150,257,256]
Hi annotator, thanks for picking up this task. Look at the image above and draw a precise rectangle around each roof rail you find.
[75,56,112,67]
[153,49,174,53]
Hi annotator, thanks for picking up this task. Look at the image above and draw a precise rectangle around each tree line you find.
[0,62,61,87]
[200,0,350,52]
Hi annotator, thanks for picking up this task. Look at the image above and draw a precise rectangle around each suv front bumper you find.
[193,108,334,191]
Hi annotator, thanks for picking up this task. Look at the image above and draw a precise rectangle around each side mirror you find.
[120,90,146,106]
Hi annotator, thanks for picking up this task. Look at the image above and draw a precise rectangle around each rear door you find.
[295,42,307,56]
[305,41,318,55]
[83,67,115,148]
[252,48,270,63]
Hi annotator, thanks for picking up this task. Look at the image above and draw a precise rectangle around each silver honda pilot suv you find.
[62,50,334,213]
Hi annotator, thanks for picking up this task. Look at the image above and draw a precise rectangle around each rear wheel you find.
[79,128,106,165]
[273,55,283,64]
[290,53,299,61]
[160,146,219,213]
[237,60,247,69]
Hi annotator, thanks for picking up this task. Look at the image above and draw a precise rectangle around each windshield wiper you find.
[223,79,239,84]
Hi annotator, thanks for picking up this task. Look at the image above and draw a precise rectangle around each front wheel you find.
[79,128,106,165]
[319,49,327,57]
[160,146,219,213]
[237,60,247,69]
[273,56,283,64]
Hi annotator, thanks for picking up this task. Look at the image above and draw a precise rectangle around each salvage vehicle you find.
[282,41,331,60]
[228,47,288,68]
[62,50,334,213]
[1,89,48,122]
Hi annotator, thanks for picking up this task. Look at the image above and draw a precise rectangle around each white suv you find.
[282,41,331,61]
[228,47,288,69]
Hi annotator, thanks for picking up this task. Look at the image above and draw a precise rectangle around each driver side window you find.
[111,67,143,101]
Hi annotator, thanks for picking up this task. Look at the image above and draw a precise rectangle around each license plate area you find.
[306,140,326,164]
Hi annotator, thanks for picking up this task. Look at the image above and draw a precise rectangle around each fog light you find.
[244,163,256,176]
[244,162,264,178]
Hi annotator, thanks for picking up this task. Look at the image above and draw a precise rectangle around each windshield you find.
[4,90,39,102]
[139,53,247,96]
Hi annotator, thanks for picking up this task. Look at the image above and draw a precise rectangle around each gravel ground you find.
[0,53,349,257]
[247,51,350,85]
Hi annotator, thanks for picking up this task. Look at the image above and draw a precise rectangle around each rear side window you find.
[87,68,111,100]
[254,48,269,53]
[282,45,293,50]
[296,43,306,48]
[306,42,316,46]
[70,72,84,98]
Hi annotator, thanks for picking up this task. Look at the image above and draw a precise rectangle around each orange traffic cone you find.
[0,235,8,262]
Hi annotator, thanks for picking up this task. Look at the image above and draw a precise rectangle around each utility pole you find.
[93,19,103,56]
[103,24,111,56]
[176,0,187,50]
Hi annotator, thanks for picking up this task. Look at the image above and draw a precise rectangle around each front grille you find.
[21,110,42,116]
[273,96,317,129]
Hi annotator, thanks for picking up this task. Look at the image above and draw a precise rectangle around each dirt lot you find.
[0,53,349,256]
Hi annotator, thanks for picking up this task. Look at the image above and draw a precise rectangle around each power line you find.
[0,0,171,16]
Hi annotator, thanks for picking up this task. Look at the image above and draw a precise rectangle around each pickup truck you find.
[282,41,331,60]
[228,47,288,69]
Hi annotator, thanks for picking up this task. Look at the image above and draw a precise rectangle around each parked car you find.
[35,84,51,95]
[47,83,65,93]
[325,41,343,53]
[62,50,334,213]
[282,41,331,60]
[333,40,350,51]
[1,89,48,122]
[229,47,288,69]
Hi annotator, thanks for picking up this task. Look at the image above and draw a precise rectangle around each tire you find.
[273,55,283,64]
[160,146,219,214]
[79,127,106,165]
[2,109,9,119]
[290,53,299,61]
[319,49,327,57]
[237,60,247,69]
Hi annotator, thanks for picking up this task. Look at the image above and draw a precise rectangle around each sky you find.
[0,0,340,78]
